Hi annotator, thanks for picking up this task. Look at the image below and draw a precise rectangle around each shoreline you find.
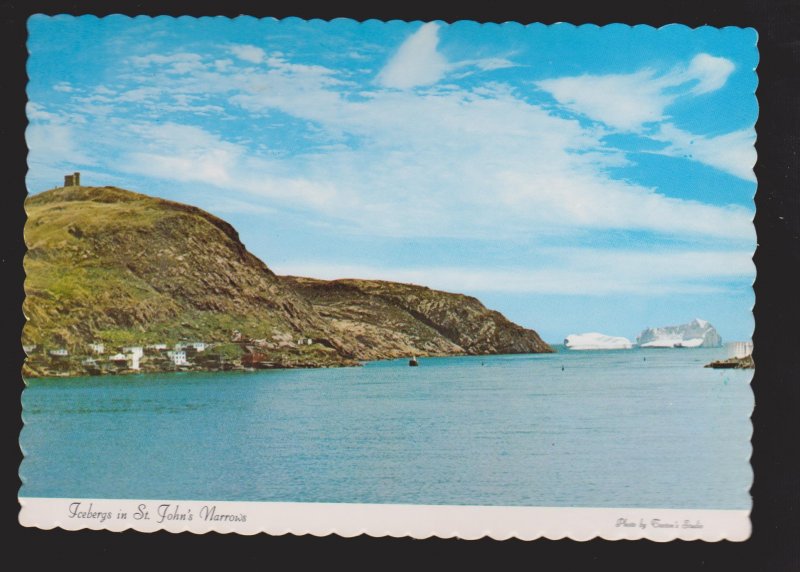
[704,355,755,369]
[24,349,570,380]
[21,346,749,382]
[21,357,364,381]
[21,350,538,380]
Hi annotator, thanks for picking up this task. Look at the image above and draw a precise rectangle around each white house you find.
[297,338,313,346]
[727,341,754,359]
[122,346,144,359]
[172,351,187,366]
[176,342,206,352]
[23,344,36,354]
[88,343,105,354]
[49,348,69,357]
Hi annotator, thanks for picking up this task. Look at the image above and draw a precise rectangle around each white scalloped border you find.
[19,497,751,541]
[21,15,757,542]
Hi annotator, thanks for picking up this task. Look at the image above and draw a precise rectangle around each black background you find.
[2,1,798,569]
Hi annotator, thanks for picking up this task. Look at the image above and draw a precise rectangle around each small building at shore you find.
[175,342,206,352]
[109,353,128,368]
[88,343,105,354]
[242,348,268,367]
[167,350,188,366]
[727,341,753,359]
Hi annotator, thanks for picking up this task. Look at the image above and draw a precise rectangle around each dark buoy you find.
[409,356,419,367]
[561,365,565,371]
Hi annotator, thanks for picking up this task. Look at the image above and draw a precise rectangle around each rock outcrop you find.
[23,185,552,377]
[705,355,754,369]
[284,276,553,359]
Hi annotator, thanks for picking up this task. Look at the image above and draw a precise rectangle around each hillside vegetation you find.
[23,185,552,377]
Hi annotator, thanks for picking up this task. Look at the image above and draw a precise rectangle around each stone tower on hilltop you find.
[63,172,80,187]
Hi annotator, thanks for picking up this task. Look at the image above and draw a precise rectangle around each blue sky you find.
[26,17,757,343]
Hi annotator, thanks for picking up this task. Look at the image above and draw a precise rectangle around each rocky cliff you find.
[23,185,552,376]
[283,276,553,359]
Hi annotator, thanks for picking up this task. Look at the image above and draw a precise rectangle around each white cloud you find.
[377,22,448,89]
[26,121,96,177]
[27,102,61,122]
[535,53,752,180]
[53,82,74,93]
[465,57,516,71]
[214,58,234,71]
[229,44,265,64]
[28,48,754,245]
[536,53,736,132]
[653,123,757,182]
[121,122,243,187]
[274,248,754,296]
[494,169,752,240]
[118,87,163,103]
[376,23,515,90]
[536,70,670,132]
[118,122,339,209]
[130,52,205,74]
[685,53,736,95]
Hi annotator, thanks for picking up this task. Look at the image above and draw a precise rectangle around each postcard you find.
[20,16,756,540]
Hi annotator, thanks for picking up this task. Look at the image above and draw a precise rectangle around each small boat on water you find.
[408,356,419,367]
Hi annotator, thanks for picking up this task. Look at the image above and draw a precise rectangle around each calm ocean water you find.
[20,348,752,509]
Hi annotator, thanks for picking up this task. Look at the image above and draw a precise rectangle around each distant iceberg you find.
[637,318,722,348]
[564,333,633,350]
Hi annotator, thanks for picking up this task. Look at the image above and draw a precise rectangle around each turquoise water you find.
[20,348,752,509]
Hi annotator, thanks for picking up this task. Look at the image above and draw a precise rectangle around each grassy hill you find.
[23,185,552,377]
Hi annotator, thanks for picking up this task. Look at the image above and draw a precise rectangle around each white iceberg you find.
[564,333,633,350]
[675,338,705,348]
[637,318,722,348]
